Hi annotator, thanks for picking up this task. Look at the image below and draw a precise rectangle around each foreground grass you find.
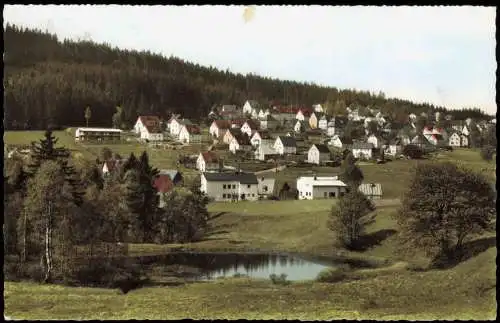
[5,245,496,320]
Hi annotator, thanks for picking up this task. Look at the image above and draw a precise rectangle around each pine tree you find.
[339,152,364,190]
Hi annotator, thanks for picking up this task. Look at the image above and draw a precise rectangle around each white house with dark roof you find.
[241,120,259,137]
[141,124,164,141]
[178,124,201,144]
[134,116,161,135]
[318,116,328,130]
[201,172,259,201]
[274,136,297,155]
[242,100,260,115]
[294,120,306,133]
[229,134,252,154]
[297,176,347,200]
[307,144,331,165]
[209,120,231,138]
[250,130,272,147]
[254,140,279,161]
[259,114,279,130]
[351,142,374,160]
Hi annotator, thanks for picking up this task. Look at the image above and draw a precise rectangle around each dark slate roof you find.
[278,136,297,147]
[203,172,258,184]
[313,144,331,153]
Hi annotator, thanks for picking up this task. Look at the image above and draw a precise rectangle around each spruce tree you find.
[339,152,364,190]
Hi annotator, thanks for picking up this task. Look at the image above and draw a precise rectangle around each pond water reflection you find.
[133,252,334,281]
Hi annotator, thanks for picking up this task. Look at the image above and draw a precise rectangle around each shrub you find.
[269,273,290,285]
[402,144,424,159]
[315,264,351,283]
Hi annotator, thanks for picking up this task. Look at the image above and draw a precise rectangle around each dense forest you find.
[3,24,492,130]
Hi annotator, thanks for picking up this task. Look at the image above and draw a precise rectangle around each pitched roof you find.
[254,130,272,139]
[277,136,297,147]
[313,144,331,153]
[144,124,163,134]
[203,172,258,184]
[233,133,251,145]
[159,169,182,182]
[138,116,161,125]
[244,119,259,130]
[153,175,174,194]
[339,136,353,145]
[201,151,218,163]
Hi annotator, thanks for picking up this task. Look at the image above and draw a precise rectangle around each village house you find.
[295,108,312,122]
[274,136,297,155]
[220,104,238,114]
[351,142,374,160]
[297,176,347,200]
[294,120,306,133]
[257,176,276,198]
[209,120,231,138]
[250,130,272,147]
[141,124,164,142]
[448,132,462,147]
[196,151,221,172]
[308,112,323,129]
[241,120,260,137]
[327,135,348,149]
[242,100,260,115]
[318,115,329,130]
[358,183,383,200]
[411,134,432,150]
[223,128,247,145]
[153,174,175,208]
[259,114,279,130]
[307,144,331,165]
[257,108,270,119]
[101,158,126,178]
[385,139,403,157]
[271,106,298,124]
[168,118,183,137]
[229,133,252,154]
[159,169,183,186]
[326,116,347,137]
[165,114,180,132]
[200,172,259,202]
[254,140,279,161]
[134,116,161,135]
[178,124,202,144]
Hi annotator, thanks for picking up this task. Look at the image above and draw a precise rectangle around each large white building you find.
[296,176,347,200]
[200,172,259,202]
[75,127,122,142]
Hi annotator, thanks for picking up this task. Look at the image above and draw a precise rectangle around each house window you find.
[223,184,226,189]
[263,185,268,192]
[324,192,328,198]
[232,185,236,189]
[222,194,226,198]
[329,192,336,198]
[247,184,251,188]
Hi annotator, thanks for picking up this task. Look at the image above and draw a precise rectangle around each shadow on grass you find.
[209,212,227,221]
[431,236,497,270]
[351,229,398,252]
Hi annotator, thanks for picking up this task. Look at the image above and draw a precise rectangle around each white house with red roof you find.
[196,151,220,172]
[296,108,312,121]
[178,124,202,144]
[134,116,161,135]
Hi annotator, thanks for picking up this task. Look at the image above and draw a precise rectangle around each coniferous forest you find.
[3,24,492,130]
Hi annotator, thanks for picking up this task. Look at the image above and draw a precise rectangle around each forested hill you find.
[3,24,491,130]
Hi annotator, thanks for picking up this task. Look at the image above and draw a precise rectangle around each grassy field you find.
[4,132,496,320]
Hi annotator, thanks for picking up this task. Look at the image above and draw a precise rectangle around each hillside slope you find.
[3,24,490,130]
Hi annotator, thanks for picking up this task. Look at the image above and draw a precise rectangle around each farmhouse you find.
[259,114,279,130]
[358,183,383,200]
[297,176,347,200]
[307,144,331,165]
[254,141,279,161]
[229,133,252,154]
[274,136,297,155]
[178,124,201,144]
[351,142,374,160]
[241,120,260,137]
[196,151,221,172]
[209,120,231,138]
[141,124,164,141]
[75,127,122,142]
[134,116,161,134]
[250,130,272,147]
[200,172,259,202]
[242,100,260,115]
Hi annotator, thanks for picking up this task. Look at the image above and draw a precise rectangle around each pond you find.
[132,252,335,281]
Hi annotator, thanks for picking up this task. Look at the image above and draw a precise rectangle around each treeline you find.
[4,130,209,283]
[4,24,492,130]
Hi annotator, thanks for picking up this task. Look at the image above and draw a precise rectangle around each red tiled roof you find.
[201,151,218,163]
[139,116,161,126]
[153,175,174,194]
[230,119,246,127]
[144,124,163,134]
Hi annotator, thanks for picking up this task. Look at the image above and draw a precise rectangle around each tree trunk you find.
[21,208,27,263]
[44,202,53,283]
